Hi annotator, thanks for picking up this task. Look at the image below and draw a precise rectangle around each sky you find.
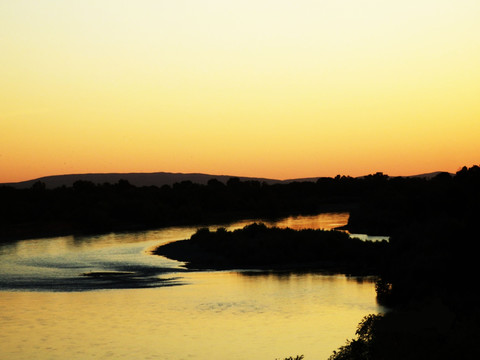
[1,0,479,183]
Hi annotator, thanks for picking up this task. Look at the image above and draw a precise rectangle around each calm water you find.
[0,213,385,360]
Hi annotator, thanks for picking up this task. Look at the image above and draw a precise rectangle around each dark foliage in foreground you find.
[154,223,388,274]
[329,301,480,360]
[329,165,480,360]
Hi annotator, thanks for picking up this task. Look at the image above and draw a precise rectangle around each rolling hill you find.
[1,170,453,189]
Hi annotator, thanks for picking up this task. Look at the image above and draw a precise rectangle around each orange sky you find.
[1,1,479,183]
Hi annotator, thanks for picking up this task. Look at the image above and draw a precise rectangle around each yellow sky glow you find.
[1,0,479,182]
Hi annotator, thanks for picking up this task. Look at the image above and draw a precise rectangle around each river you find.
[0,213,386,360]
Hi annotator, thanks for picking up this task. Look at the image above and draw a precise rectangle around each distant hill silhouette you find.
[355,170,453,180]
[2,172,284,189]
[406,171,453,179]
[1,170,454,189]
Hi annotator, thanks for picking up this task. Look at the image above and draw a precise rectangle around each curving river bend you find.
[0,213,385,360]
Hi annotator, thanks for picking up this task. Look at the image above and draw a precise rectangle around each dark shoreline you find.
[0,175,359,243]
[0,206,351,243]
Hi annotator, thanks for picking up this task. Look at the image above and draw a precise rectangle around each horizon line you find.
[1,169,458,186]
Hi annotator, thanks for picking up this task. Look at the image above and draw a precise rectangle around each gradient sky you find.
[1,0,479,183]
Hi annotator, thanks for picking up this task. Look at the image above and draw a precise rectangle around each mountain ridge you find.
[1,170,453,189]
[1,172,283,189]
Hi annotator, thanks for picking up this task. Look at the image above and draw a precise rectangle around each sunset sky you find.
[1,0,479,183]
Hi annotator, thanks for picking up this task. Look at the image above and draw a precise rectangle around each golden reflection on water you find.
[267,212,349,230]
[0,271,380,360]
[216,212,350,232]
[0,212,383,360]
[2,213,349,258]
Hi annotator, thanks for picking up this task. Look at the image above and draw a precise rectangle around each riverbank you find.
[0,175,360,243]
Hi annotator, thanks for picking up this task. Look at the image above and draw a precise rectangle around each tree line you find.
[1,167,478,243]
[0,170,405,241]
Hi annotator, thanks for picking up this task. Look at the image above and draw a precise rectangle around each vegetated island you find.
[153,223,388,275]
